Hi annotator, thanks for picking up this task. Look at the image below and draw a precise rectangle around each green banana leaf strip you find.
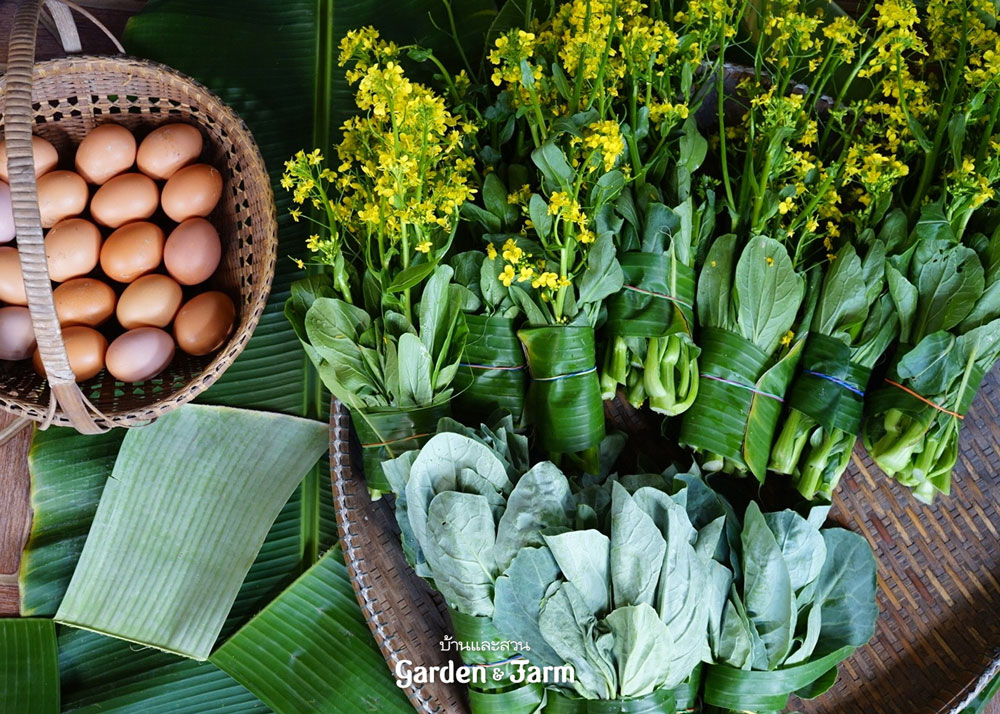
[519,326,605,456]
[702,644,855,712]
[449,608,536,698]
[786,334,870,435]
[0,619,59,714]
[604,254,695,339]
[679,327,771,470]
[744,338,806,481]
[19,429,125,617]
[468,681,545,714]
[543,686,676,713]
[55,405,328,661]
[351,402,452,492]
[671,665,702,713]
[454,314,527,423]
[211,549,411,714]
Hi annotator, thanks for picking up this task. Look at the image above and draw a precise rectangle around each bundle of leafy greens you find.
[281,29,478,493]
[863,211,1000,502]
[703,501,878,714]
[679,235,811,481]
[769,237,899,501]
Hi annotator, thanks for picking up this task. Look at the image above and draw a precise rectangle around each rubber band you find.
[884,378,964,419]
[531,366,598,382]
[804,370,865,398]
[459,362,525,371]
[701,373,784,402]
[360,432,433,448]
[623,284,693,311]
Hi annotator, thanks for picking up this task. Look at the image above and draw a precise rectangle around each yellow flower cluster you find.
[493,239,571,297]
[581,120,625,172]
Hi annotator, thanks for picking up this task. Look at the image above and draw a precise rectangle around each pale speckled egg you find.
[74,124,137,185]
[105,327,175,383]
[53,277,116,327]
[0,247,26,305]
[116,274,183,329]
[164,218,222,285]
[89,173,159,228]
[174,291,235,356]
[0,135,59,182]
[33,325,107,381]
[136,124,203,180]
[45,218,102,282]
[160,164,223,222]
[0,181,14,244]
[100,222,165,283]
[0,306,36,361]
[37,170,88,228]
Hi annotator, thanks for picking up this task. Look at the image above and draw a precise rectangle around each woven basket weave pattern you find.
[0,55,276,427]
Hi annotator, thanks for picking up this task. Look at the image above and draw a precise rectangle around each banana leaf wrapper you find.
[450,608,543,711]
[544,686,677,713]
[702,645,854,713]
[519,325,605,457]
[605,254,695,339]
[351,402,451,492]
[672,665,702,713]
[786,333,871,435]
[680,327,804,480]
[454,314,527,424]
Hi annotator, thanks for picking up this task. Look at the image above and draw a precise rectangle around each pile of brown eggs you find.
[0,123,237,384]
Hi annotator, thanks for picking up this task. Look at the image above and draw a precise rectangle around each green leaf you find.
[606,604,674,698]
[55,405,328,661]
[492,546,564,668]
[494,462,574,572]
[211,549,411,714]
[697,234,737,332]
[762,511,826,594]
[543,530,611,616]
[576,229,625,308]
[814,244,868,338]
[810,529,879,655]
[735,237,804,355]
[0,619,59,714]
[387,262,438,293]
[397,333,434,406]
[912,239,984,339]
[531,141,574,191]
[740,503,796,669]
[610,482,666,609]
[887,263,918,343]
[897,331,960,395]
[529,194,553,240]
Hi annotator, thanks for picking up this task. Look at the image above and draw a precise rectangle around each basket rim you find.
[0,52,279,429]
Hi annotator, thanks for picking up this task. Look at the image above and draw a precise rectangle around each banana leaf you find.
[54,405,328,661]
[0,619,59,714]
[786,334,870,435]
[352,402,452,493]
[211,549,412,714]
[543,687,677,713]
[519,325,605,469]
[453,314,527,423]
[449,608,542,706]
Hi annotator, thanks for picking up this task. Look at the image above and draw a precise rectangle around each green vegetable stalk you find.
[862,215,1000,502]
[679,235,810,481]
[768,243,898,500]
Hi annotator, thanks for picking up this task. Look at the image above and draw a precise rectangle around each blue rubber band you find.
[804,370,865,397]
[532,366,598,382]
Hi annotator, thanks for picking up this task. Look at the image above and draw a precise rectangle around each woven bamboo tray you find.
[330,365,1000,714]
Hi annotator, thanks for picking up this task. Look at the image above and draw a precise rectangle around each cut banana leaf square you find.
[55,405,328,661]
[211,549,412,714]
[0,619,59,714]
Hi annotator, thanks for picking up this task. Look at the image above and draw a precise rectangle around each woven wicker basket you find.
[330,375,1000,713]
[0,0,276,435]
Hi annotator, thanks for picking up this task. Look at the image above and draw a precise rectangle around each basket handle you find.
[5,0,109,434]
[40,0,126,55]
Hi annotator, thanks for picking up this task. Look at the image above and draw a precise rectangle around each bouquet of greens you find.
[703,501,878,714]
[282,29,477,493]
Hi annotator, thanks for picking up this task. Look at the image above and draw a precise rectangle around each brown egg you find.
[174,291,235,356]
[53,278,116,327]
[45,218,102,282]
[105,327,175,383]
[0,247,26,305]
[100,222,165,283]
[37,170,88,228]
[160,164,223,222]
[0,135,59,182]
[90,173,159,228]
[136,123,203,180]
[116,274,183,329]
[163,218,222,285]
[0,306,36,361]
[74,124,137,185]
[33,325,107,381]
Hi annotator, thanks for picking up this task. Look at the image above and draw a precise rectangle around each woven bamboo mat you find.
[331,367,1000,714]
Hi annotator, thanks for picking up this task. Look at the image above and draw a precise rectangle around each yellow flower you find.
[487,242,497,260]
[500,264,516,286]
[289,208,302,223]
[518,265,535,282]
[293,258,305,270]
[557,274,571,288]
[778,196,795,215]
[766,256,775,266]
[502,238,523,263]
[415,240,432,253]
[780,330,795,346]
[532,271,560,289]
[577,228,595,244]
[307,234,321,252]
[307,149,323,165]
[806,216,819,232]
